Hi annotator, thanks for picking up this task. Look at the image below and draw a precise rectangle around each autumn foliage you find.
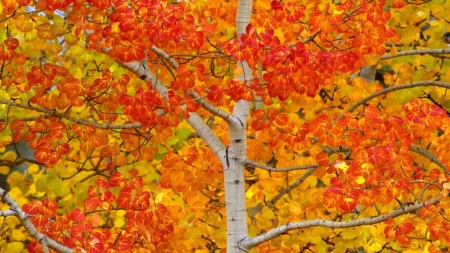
[1,0,450,252]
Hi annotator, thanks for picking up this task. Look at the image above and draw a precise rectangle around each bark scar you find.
[225,147,230,168]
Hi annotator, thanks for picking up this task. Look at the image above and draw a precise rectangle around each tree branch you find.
[266,167,317,208]
[150,45,237,126]
[0,188,73,253]
[409,145,449,173]
[381,48,450,61]
[244,158,319,172]
[116,53,228,164]
[335,81,450,123]
[0,99,142,129]
[239,196,440,250]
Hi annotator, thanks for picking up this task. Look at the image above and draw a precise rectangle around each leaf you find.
[71,208,86,222]
[22,201,42,215]
[392,0,406,8]
[309,115,328,136]
[109,172,124,187]
[116,236,132,250]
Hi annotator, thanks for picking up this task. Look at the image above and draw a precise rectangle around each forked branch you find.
[0,188,73,253]
[150,46,237,126]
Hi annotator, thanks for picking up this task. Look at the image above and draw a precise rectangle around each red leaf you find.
[328,14,343,25]
[71,208,86,222]
[109,172,124,187]
[56,143,70,155]
[315,152,329,166]
[31,214,48,227]
[118,74,130,85]
[84,198,99,210]
[365,105,381,120]
[116,236,132,250]
[10,119,25,132]
[23,200,42,215]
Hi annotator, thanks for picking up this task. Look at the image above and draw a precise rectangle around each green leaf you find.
[175,127,191,140]
[394,89,413,103]
[35,177,48,192]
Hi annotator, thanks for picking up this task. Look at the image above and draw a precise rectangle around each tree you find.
[1,0,450,252]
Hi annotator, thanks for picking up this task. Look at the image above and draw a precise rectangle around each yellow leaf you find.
[259,178,277,193]
[390,44,398,56]
[355,176,366,185]
[274,28,286,44]
[114,218,125,228]
[0,166,9,175]
[335,241,347,252]
[28,164,40,174]
[11,229,27,241]
[7,241,24,252]
[186,227,202,239]
[341,228,358,239]
[369,243,382,252]
[3,151,17,162]
[48,41,63,54]
[262,206,276,219]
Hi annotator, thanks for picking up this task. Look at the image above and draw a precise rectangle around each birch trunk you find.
[225,0,253,252]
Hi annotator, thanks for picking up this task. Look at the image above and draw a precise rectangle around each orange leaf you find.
[275,114,289,126]
[309,115,328,136]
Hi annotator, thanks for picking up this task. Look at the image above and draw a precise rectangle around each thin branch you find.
[267,167,318,208]
[150,45,179,69]
[0,100,142,129]
[381,48,450,61]
[239,196,440,250]
[149,46,237,126]
[188,91,235,122]
[409,145,448,173]
[334,81,450,123]
[244,158,319,172]
[0,188,73,253]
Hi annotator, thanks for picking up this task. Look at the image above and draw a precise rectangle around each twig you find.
[244,158,319,172]
[381,48,450,61]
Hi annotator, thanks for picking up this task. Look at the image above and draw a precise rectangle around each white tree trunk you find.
[225,0,253,252]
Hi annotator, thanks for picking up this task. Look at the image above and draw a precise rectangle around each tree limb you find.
[381,48,450,61]
[150,45,237,126]
[239,196,440,250]
[266,167,317,208]
[409,145,448,173]
[0,99,142,129]
[244,158,319,172]
[0,188,73,253]
[334,81,450,123]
